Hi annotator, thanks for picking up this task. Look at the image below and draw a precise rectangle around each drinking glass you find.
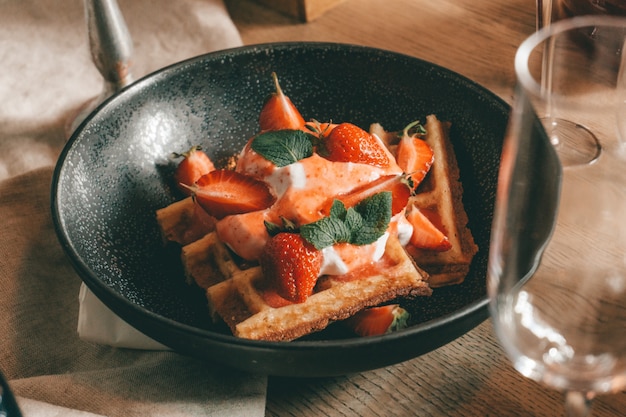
[534,0,604,165]
[489,15,626,416]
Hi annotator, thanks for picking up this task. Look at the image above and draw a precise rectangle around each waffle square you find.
[156,114,477,340]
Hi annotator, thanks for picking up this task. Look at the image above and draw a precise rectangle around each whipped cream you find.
[217,136,404,275]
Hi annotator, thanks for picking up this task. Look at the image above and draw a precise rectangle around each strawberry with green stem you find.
[260,232,323,303]
[261,193,393,304]
[345,304,410,336]
[396,120,434,190]
[172,145,215,195]
[320,122,391,168]
[259,72,306,132]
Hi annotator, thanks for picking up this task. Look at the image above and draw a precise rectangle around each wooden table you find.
[224,1,626,415]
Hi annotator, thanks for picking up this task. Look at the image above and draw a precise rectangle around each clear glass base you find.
[565,391,594,417]
[543,117,602,166]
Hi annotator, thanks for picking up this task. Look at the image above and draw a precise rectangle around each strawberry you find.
[321,122,390,167]
[396,121,434,189]
[185,169,276,219]
[260,232,322,303]
[259,72,306,131]
[405,204,452,251]
[173,146,216,195]
[345,304,410,337]
[261,288,293,309]
[322,175,411,216]
[304,120,337,139]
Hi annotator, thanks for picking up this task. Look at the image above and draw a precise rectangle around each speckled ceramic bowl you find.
[52,42,507,377]
[0,370,22,417]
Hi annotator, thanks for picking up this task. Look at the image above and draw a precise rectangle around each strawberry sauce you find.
[218,145,404,272]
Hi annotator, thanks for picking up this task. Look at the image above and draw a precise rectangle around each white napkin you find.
[77,283,170,350]
[2,0,243,349]
[17,398,105,417]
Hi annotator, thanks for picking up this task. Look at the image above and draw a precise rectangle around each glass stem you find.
[565,391,594,417]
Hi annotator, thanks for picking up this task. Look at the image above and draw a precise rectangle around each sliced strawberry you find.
[260,232,322,303]
[396,125,434,190]
[405,204,452,251]
[322,175,411,216]
[173,145,216,195]
[186,169,276,219]
[345,304,410,337]
[321,122,390,168]
[259,72,306,132]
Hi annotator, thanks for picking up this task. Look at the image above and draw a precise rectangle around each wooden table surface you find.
[224,1,626,415]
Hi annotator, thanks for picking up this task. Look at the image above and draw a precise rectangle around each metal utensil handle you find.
[85,0,134,94]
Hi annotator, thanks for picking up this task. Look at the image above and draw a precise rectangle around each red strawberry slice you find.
[186,169,276,219]
[260,232,322,303]
[173,145,215,195]
[405,204,452,251]
[322,174,411,216]
[345,304,410,337]
[396,135,434,189]
[322,122,390,168]
[259,72,306,132]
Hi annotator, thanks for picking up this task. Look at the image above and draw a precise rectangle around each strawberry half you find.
[405,204,452,251]
[173,145,215,195]
[259,72,306,132]
[186,169,276,219]
[396,122,434,189]
[322,174,411,216]
[345,304,410,337]
[260,232,322,303]
[321,122,390,168]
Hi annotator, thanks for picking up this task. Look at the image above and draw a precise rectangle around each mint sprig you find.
[251,129,313,167]
[300,192,392,250]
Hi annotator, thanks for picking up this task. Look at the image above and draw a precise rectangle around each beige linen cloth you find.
[0,0,269,416]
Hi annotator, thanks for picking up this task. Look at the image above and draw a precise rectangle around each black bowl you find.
[0,370,22,417]
[51,42,506,377]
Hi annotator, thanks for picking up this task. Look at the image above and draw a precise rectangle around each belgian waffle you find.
[205,235,430,341]
[156,114,476,340]
[155,204,431,341]
[156,197,215,246]
[372,115,478,287]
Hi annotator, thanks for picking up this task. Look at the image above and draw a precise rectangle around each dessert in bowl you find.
[52,42,507,376]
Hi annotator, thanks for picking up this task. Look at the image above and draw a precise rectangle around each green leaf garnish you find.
[300,216,351,249]
[300,192,392,250]
[350,192,392,245]
[251,129,313,167]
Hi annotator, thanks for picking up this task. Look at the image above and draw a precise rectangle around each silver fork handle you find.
[68,0,134,135]
[84,0,134,95]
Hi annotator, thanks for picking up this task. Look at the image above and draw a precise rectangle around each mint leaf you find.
[300,192,392,250]
[251,130,313,167]
[301,216,351,249]
[351,192,392,245]
[344,208,363,234]
[329,199,348,219]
